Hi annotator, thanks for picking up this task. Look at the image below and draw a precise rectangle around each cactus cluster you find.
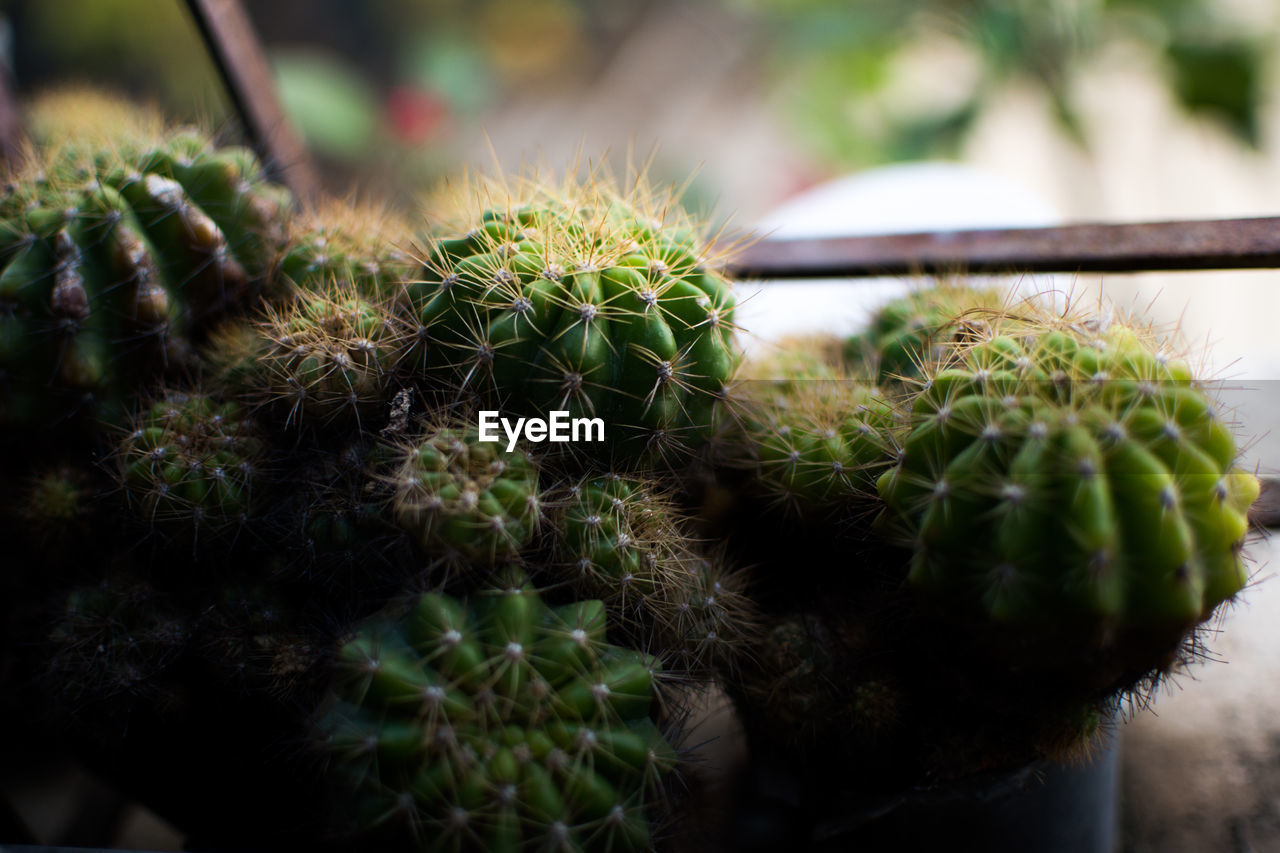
[0,91,1265,853]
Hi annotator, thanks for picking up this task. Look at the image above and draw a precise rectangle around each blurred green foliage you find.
[3,0,226,124]
[2,0,1269,189]
[734,0,1270,167]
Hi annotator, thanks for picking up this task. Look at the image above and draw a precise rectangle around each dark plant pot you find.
[823,736,1120,852]
[726,733,1121,853]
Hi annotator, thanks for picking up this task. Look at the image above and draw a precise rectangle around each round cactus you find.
[115,390,266,538]
[317,572,677,851]
[406,170,741,464]
[844,282,1006,385]
[549,472,756,676]
[386,423,542,567]
[877,315,1259,674]
[720,340,896,514]
[243,284,404,428]
[0,92,291,429]
[279,203,419,298]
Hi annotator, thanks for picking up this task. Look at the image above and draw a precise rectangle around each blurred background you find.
[1,1,1279,850]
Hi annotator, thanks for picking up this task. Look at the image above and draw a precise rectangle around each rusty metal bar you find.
[182,0,319,203]
[729,217,1280,279]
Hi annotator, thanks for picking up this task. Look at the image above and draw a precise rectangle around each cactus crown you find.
[319,572,676,851]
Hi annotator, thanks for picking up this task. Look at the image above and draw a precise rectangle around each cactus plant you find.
[317,571,677,851]
[0,91,291,429]
[547,472,756,676]
[843,282,1006,385]
[405,169,742,465]
[720,343,897,514]
[113,389,266,540]
[234,283,405,429]
[3,91,1269,853]
[385,421,543,569]
[877,313,1258,680]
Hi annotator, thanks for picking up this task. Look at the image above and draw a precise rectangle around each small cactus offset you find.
[407,169,742,465]
[317,572,677,851]
[280,203,419,298]
[239,284,404,428]
[114,389,266,539]
[386,422,543,568]
[720,341,897,514]
[843,282,1006,385]
[548,472,756,676]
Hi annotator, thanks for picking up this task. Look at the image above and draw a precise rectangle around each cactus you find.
[877,314,1258,677]
[317,572,677,851]
[114,389,266,539]
[237,283,405,428]
[406,169,742,464]
[280,203,418,298]
[0,91,291,429]
[719,339,896,514]
[385,422,542,568]
[843,282,1006,385]
[549,472,756,676]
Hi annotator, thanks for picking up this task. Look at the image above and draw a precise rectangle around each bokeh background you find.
[2,1,1279,850]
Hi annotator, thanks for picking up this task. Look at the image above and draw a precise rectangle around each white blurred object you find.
[735,162,1062,353]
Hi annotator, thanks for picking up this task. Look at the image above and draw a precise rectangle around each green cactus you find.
[843,282,1006,385]
[721,340,896,513]
[877,316,1259,672]
[279,203,419,298]
[317,572,676,851]
[0,93,291,429]
[235,284,405,428]
[549,472,756,676]
[406,171,741,465]
[386,423,542,567]
[114,389,266,538]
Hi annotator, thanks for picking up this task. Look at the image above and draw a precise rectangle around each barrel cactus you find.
[407,171,741,465]
[114,389,266,539]
[386,422,542,568]
[1,91,291,428]
[317,573,676,851]
[877,313,1258,679]
[843,282,1005,385]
